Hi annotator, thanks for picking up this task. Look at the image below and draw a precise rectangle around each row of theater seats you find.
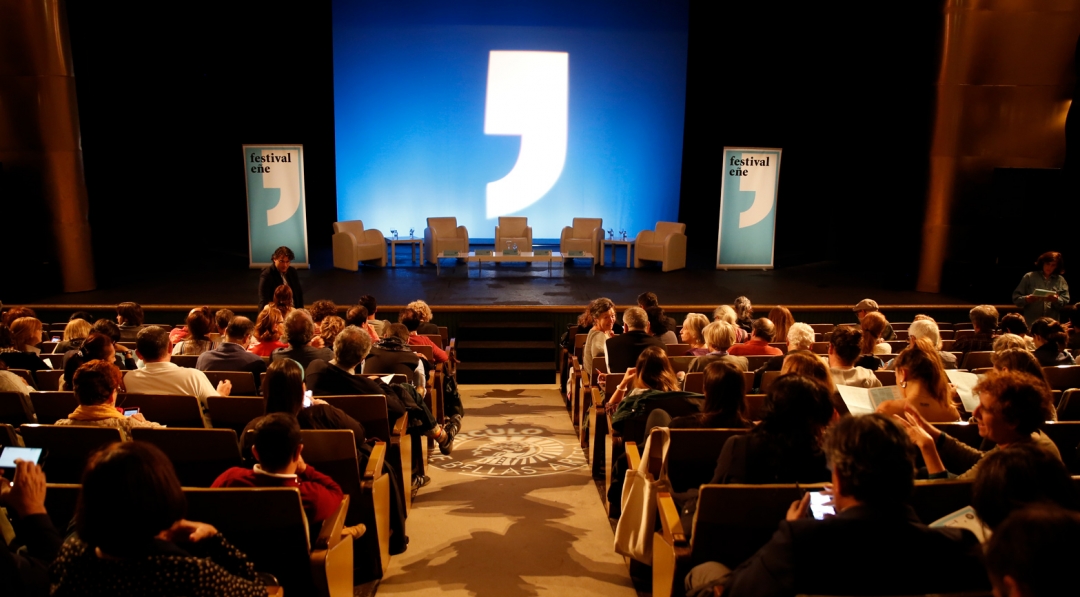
[558,349,1080,597]
[0,387,421,596]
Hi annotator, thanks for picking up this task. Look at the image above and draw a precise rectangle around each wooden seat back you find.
[38,354,64,369]
[873,370,897,386]
[0,422,22,446]
[683,372,703,394]
[1041,421,1080,474]
[811,342,830,355]
[170,355,199,368]
[0,392,34,426]
[665,344,691,357]
[207,396,265,435]
[960,351,994,370]
[20,424,124,483]
[760,370,781,394]
[300,430,362,496]
[744,356,772,371]
[44,483,80,534]
[910,479,974,524]
[411,344,434,364]
[745,394,766,421]
[668,356,695,374]
[318,395,391,442]
[1044,366,1080,391]
[118,393,206,428]
[742,371,754,393]
[1057,389,1080,421]
[421,334,444,349]
[130,428,242,487]
[28,391,78,425]
[203,371,259,396]
[33,369,64,392]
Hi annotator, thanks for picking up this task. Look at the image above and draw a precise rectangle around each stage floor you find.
[24,248,974,310]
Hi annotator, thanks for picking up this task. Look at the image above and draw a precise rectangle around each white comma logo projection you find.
[261,150,300,227]
[484,50,569,219]
[736,153,777,229]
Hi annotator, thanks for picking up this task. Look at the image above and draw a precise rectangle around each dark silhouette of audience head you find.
[79,332,115,363]
[135,326,171,361]
[968,305,999,334]
[252,413,303,473]
[780,351,835,394]
[986,505,1080,597]
[308,300,337,324]
[92,319,122,343]
[358,295,379,318]
[999,312,1029,336]
[214,308,234,334]
[185,309,212,342]
[636,291,659,309]
[77,441,186,558]
[225,316,255,342]
[824,413,916,507]
[645,306,669,336]
[972,443,1080,530]
[255,305,284,343]
[1031,317,1068,351]
[758,374,834,448]
[750,318,775,342]
[632,345,679,392]
[344,304,368,328]
[387,323,410,343]
[116,302,144,326]
[283,309,314,346]
[333,326,371,370]
[263,358,304,415]
[73,360,123,406]
[399,308,422,332]
[702,362,746,419]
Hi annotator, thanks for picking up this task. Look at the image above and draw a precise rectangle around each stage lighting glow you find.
[332,1,689,239]
[484,51,568,219]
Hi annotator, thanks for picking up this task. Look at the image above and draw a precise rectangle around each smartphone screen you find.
[123,408,140,417]
[303,390,313,408]
[809,491,835,520]
[0,446,43,468]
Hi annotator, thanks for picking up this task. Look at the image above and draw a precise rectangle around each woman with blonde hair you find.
[680,313,710,356]
[876,337,960,422]
[712,304,749,343]
[56,317,93,353]
[781,351,837,395]
[406,300,440,335]
[767,306,795,349]
[248,305,288,357]
[689,321,749,372]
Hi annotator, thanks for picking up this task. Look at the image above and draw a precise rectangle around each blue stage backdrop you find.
[331,0,689,241]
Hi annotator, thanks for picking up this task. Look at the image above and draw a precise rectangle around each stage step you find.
[455,322,555,384]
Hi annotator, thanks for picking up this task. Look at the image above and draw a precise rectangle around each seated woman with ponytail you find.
[876,337,960,422]
[1030,317,1075,367]
[853,311,890,370]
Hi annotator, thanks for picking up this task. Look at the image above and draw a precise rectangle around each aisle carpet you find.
[376,384,637,597]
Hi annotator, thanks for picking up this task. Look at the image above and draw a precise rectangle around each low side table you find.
[387,238,423,267]
[603,239,635,268]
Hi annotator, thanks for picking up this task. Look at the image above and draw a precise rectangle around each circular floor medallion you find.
[429,426,587,477]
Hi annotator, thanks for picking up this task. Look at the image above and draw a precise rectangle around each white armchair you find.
[494,217,532,252]
[424,217,469,264]
[634,221,687,272]
[332,220,386,271]
[559,217,603,262]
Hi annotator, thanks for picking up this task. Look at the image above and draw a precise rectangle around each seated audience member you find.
[115,301,145,341]
[676,375,835,531]
[652,362,752,430]
[645,306,678,344]
[971,443,1080,530]
[985,505,1080,597]
[406,300,440,336]
[780,351,837,395]
[248,305,288,357]
[751,323,820,388]
[56,360,163,437]
[768,306,794,347]
[680,313,711,356]
[897,369,1058,480]
[125,326,232,426]
[993,332,1029,353]
[0,459,63,597]
[169,306,212,345]
[55,317,92,354]
[688,322,748,373]
[853,297,896,340]
[51,442,266,596]
[344,304,380,343]
[1030,316,1075,366]
[685,414,989,597]
[359,295,391,337]
[61,332,119,391]
[399,308,448,363]
[196,316,267,378]
[272,285,294,321]
[171,308,219,356]
[0,323,49,372]
[992,347,1058,421]
[999,312,1036,350]
[953,305,999,358]
[217,413,344,528]
[1,306,36,327]
[308,300,337,332]
[272,310,334,368]
[317,315,345,348]
[258,245,304,310]
[638,292,678,330]
[606,346,684,423]
[212,309,233,338]
[728,318,783,356]
[0,360,32,419]
[582,298,616,376]
[712,304,750,343]
[859,311,891,357]
[828,325,882,389]
[87,319,137,370]
[364,323,426,390]
[9,317,44,355]
[605,307,665,374]
[877,338,960,422]
[887,318,956,370]
[732,296,754,335]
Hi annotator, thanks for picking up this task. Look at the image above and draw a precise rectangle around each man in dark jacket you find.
[686,413,990,597]
[258,245,304,309]
[196,316,267,378]
[605,307,664,373]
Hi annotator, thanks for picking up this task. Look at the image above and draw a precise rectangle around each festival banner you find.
[243,144,309,268]
[716,147,781,269]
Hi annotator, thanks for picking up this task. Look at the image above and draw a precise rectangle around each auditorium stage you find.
[23,249,978,316]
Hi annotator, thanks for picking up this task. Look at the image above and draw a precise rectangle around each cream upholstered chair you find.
[634,221,687,272]
[559,217,603,262]
[494,217,532,252]
[424,217,469,264]
[332,220,386,270]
